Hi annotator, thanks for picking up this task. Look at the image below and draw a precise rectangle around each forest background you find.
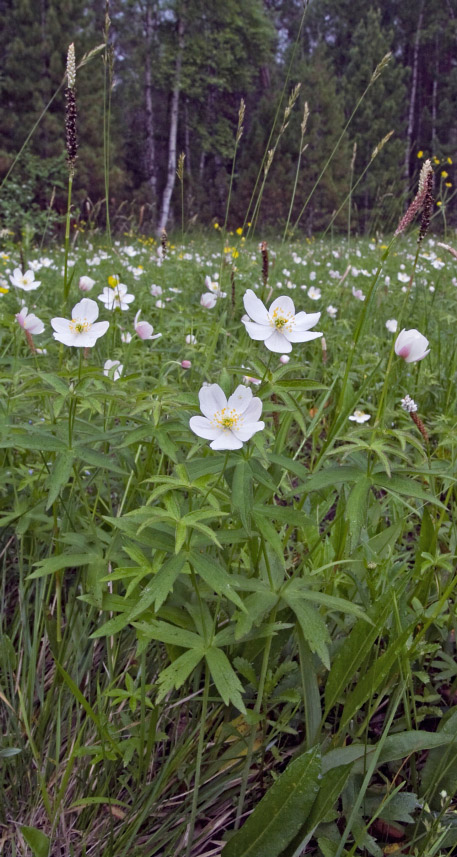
[0,0,456,238]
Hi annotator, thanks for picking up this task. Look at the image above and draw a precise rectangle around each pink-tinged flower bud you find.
[279,354,290,364]
[134,310,162,341]
[200,292,217,308]
[181,360,192,369]
[394,328,430,363]
[79,276,96,291]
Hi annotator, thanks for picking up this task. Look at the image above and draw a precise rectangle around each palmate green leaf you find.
[156,648,204,701]
[45,450,75,510]
[222,746,321,857]
[19,826,50,857]
[205,647,246,713]
[235,591,278,639]
[232,458,252,532]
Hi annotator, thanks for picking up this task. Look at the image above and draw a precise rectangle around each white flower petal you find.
[227,385,253,413]
[269,295,295,316]
[199,384,227,419]
[264,330,292,352]
[293,311,321,331]
[242,398,263,423]
[210,432,243,450]
[72,298,99,322]
[189,416,220,440]
[243,289,270,324]
[242,317,271,340]
[232,420,265,441]
[285,329,322,343]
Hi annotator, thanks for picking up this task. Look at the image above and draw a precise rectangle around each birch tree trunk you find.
[403,2,424,188]
[144,1,157,224]
[157,13,184,234]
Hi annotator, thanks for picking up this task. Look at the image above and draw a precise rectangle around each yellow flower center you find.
[212,407,242,432]
[270,307,293,332]
[70,318,91,334]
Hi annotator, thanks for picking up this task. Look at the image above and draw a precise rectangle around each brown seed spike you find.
[261,241,269,287]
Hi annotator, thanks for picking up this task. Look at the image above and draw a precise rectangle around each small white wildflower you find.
[401,394,418,413]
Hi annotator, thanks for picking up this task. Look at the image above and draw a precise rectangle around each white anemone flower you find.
[348,410,371,424]
[385,318,398,333]
[241,289,321,353]
[205,276,226,298]
[150,284,162,297]
[189,383,265,450]
[10,267,41,291]
[103,359,123,381]
[98,283,134,311]
[51,298,109,347]
[134,310,162,341]
[327,305,338,318]
[394,328,430,363]
[307,286,321,300]
[15,307,45,334]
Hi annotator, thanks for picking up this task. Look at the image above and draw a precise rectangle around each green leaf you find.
[19,826,50,857]
[338,628,411,733]
[205,647,246,712]
[346,476,371,550]
[285,598,330,669]
[132,619,203,650]
[28,552,101,579]
[324,598,394,715]
[189,550,245,611]
[372,473,446,510]
[232,458,252,532]
[302,467,364,493]
[45,450,74,510]
[252,510,284,562]
[282,765,352,857]
[156,648,203,701]
[222,746,321,857]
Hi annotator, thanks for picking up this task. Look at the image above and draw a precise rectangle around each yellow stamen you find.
[212,407,242,432]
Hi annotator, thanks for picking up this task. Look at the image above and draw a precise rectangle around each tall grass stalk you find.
[282,100,309,243]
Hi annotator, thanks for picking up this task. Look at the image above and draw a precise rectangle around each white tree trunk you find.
[158,14,184,234]
[144,2,157,221]
[403,2,424,188]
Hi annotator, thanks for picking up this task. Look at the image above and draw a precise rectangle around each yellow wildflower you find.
[236,227,243,235]
[441,170,449,178]
[437,201,442,207]
[433,156,440,165]
[417,150,423,158]
[108,274,120,288]
[448,157,453,164]
[445,181,452,187]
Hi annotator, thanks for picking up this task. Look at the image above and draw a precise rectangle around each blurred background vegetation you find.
[0,0,456,236]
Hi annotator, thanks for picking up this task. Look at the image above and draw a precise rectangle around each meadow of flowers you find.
[1,219,457,857]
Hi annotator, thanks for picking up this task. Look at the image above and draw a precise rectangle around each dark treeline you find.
[1,0,456,236]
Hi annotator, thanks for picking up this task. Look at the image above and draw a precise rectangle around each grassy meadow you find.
[1,221,457,857]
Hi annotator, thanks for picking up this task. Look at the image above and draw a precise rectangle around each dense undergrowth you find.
[0,228,457,857]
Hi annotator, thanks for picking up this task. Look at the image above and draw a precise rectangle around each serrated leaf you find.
[222,746,321,857]
[189,550,245,611]
[285,598,330,669]
[372,473,446,509]
[45,450,74,510]
[156,648,203,701]
[206,647,246,712]
[28,552,101,579]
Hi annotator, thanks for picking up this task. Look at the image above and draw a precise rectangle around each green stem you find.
[185,664,210,857]
[63,173,73,307]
